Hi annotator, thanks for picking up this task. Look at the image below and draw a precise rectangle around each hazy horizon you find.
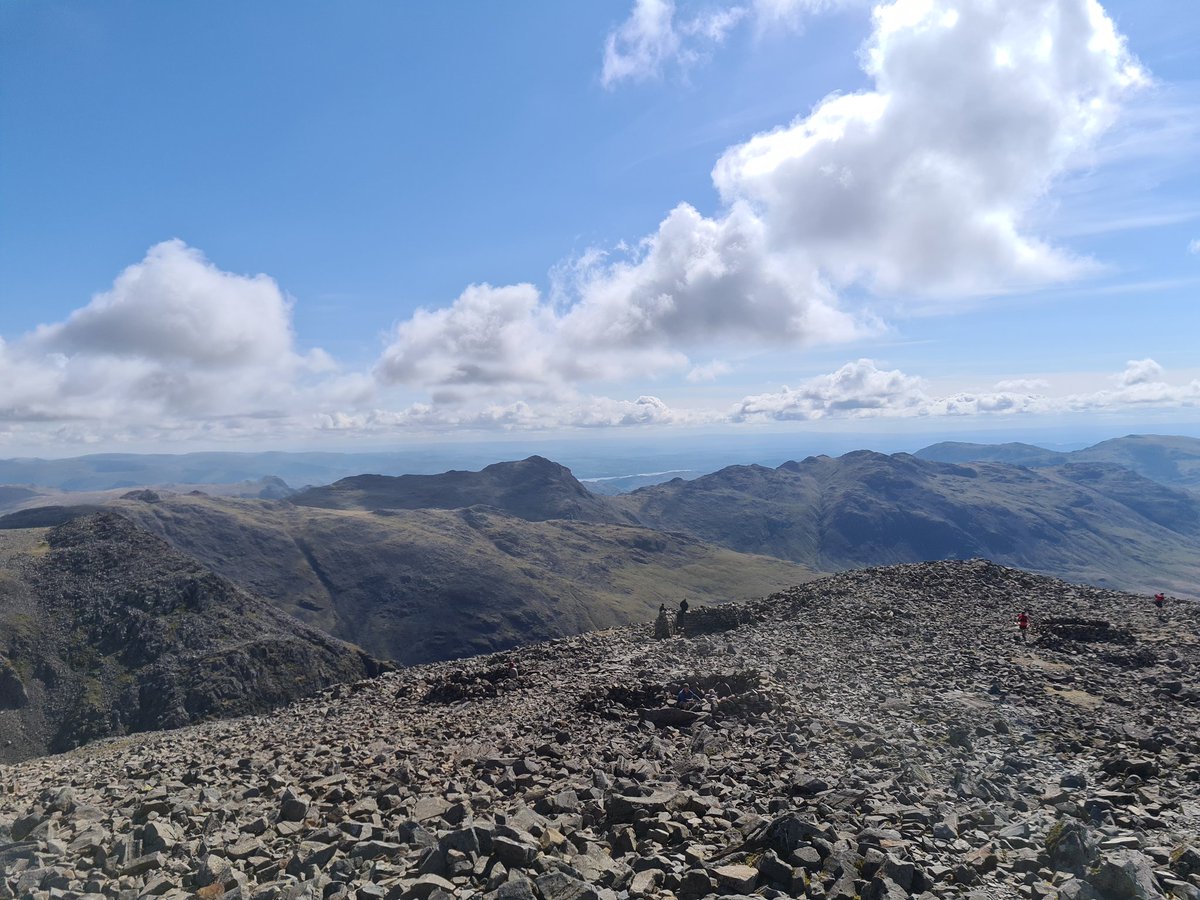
[2,426,1198,488]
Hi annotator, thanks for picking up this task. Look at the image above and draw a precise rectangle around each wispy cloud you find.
[601,0,859,87]
[382,0,1145,406]
[601,0,749,88]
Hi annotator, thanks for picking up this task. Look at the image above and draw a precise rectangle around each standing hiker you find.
[1154,593,1166,620]
[1017,610,1030,643]
[676,597,690,631]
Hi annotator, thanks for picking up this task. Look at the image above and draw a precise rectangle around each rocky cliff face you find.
[2,560,1196,899]
[0,514,387,762]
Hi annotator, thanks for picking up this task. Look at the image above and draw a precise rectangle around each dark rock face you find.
[0,657,29,709]
[0,513,387,760]
[1,559,1196,899]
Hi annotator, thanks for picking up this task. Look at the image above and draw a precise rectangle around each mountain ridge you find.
[916,433,1200,493]
[105,491,813,664]
[616,449,1200,595]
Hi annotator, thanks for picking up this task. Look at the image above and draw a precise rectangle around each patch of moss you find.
[81,677,105,709]
[1045,818,1067,850]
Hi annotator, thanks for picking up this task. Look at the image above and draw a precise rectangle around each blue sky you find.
[1,0,1198,454]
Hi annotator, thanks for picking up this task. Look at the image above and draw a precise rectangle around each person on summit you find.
[676,683,702,708]
[676,597,690,630]
[1017,610,1030,643]
[1154,592,1166,620]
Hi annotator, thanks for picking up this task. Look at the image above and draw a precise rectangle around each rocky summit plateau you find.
[2,560,1198,900]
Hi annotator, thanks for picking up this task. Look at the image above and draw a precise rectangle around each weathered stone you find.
[713,864,757,893]
[387,874,453,900]
[862,876,909,900]
[142,820,180,853]
[492,875,536,900]
[121,853,166,877]
[491,836,538,868]
[225,840,263,861]
[279,797,309,822]
[1088,850,1165,899]
[412,797,450,823]
[350,841,404,860]
[534,871,600,900]
[1046,819,1098,871]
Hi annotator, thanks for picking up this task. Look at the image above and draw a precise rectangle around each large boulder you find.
[1088,851,1165,899]
[1046,818,1098,871]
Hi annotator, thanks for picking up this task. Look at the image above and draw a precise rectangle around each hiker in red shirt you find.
[1017,610,1030,642]
[1154,593,1166,620]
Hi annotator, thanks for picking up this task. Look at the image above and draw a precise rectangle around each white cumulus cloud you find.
[1116,358,1165,387]
[377,202,864,396]
[730,358,930,420]
[34,240,300,368]
[601,0,858,87]
[317,393,697,434]
[687,359,733,382]
[1,241,356,436]
[730,357,1200,423]
[384,0,1145,408]
[713,0,1144,296]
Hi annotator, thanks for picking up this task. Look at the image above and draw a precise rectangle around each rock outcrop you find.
[1,560,1197,899]
[0,513,388,762]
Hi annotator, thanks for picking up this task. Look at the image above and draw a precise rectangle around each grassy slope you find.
[114,494,813,665]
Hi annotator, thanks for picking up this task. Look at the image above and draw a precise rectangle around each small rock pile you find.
[2,559,1198,900]
[421,666,528,705]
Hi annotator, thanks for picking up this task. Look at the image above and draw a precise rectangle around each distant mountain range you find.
[2,433,1197,500]
[615,449,1200,596]
[915,433,1200,494]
